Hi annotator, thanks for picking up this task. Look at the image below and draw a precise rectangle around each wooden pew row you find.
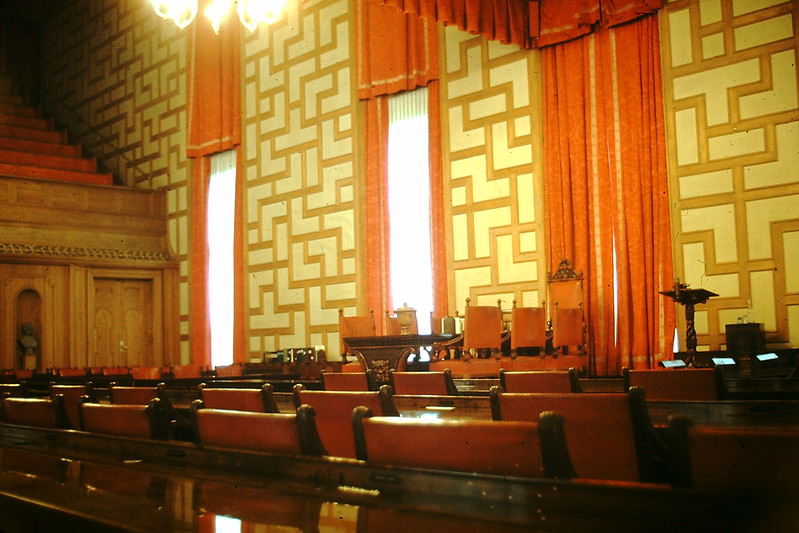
[0,420,792,532]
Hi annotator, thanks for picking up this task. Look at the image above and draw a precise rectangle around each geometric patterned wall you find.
[42,0,192,361]
[440,26,546,317]
[661,0,799,350]
[241,0,357,357]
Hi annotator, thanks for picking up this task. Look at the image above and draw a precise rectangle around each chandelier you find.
[150,0,287,33]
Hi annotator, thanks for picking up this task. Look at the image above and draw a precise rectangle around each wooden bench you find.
[78,397,170,439]
[353,406,572,479]
[293,384,398,457]
[198,383,279,413]
[666,416,799,497]
[51,383,96,429]
[2,396,69,429]
[490,386,667,483]
[109,383,165,405]
[320,369,376,391]
[192,401,325,455]
[499,368,581,393]
[390,369,459,395]
[623,367,724,400]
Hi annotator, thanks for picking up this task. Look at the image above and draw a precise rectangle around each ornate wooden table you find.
[342,333,455,383]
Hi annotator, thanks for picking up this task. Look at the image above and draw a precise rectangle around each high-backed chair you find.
[510,301,548,357]
[2,396,69,429]
[338,308,376,358]
[198,383,279,413]
[389,370,459,395]
[353,407,573,479]
[50,383,97,429]
[292,384,398,458]
[109,382,165,405]
[490,386,666,483]
[623,367,724,401]
[666,416,799,496]
[548,259,585,354]
[79,397,170,439]
[320,369,376,391]
[462,298,504,359]
[192,401,325,455]
[499,368,581,393]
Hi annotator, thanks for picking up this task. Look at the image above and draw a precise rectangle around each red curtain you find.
[381,0,529,48]
[186,6,242,366]
[543,14,673,374]
[357,0,441,331]
[363,96,392,332]
[379,0,662,50]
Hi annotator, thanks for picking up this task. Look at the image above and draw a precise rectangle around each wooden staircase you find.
[0,77,113,186]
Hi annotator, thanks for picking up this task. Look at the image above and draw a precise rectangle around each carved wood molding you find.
[0,243,170,262]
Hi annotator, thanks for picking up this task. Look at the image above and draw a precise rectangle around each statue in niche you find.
[17,322,39,368]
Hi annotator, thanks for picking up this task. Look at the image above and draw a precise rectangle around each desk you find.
[342,334,454,383]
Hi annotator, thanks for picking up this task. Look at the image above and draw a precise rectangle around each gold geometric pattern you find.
[242,0,356,356]
[442,26,545,313]
[39,0,192,361]
[662,0,799,349]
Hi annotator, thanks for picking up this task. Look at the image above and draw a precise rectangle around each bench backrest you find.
[109,383,163,405]
[192,402,324,455]
[499,368,581,393]
[79,398,168,439]
[320,370,374,391]
[50,384,95,429]
[623,367,723,401]
[293,384,398,458]
[198,383,279,413]
[490,386,661,482]
[390,370,458,395]
[353,408,572,478]
[2,396,68,429]
[667,417,799,496]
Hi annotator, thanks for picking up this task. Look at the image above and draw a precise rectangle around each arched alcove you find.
[16,289,42,370]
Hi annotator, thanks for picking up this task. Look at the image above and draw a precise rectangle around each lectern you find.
[660,281,717,353]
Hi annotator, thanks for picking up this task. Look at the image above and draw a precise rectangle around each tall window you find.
[387,87,433,334]
[207,150,237,366]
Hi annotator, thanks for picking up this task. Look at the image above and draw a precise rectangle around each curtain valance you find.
[357,0,439,100]
[375,0,662,49]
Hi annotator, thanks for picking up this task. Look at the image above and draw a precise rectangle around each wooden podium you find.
[660,281,717,353]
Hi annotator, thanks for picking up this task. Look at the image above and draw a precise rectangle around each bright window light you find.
[213,515,241,532]
[207,149,236,367]
[388,87,433,335]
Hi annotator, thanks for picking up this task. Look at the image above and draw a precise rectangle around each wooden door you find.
[92,279,153,368]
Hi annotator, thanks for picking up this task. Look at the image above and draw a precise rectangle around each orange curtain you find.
[381,0,529,48]
[427,80,448,324]
[611,16,674,370]
[357,0,439,331]
[186,7,242,366]
[530,0,662,47]
[357,0,438,99]
[364,96,391,333]
[543,14,673,375]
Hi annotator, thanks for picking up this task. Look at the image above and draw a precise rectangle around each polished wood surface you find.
[0,423,792,532]
[342,334,455,382]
